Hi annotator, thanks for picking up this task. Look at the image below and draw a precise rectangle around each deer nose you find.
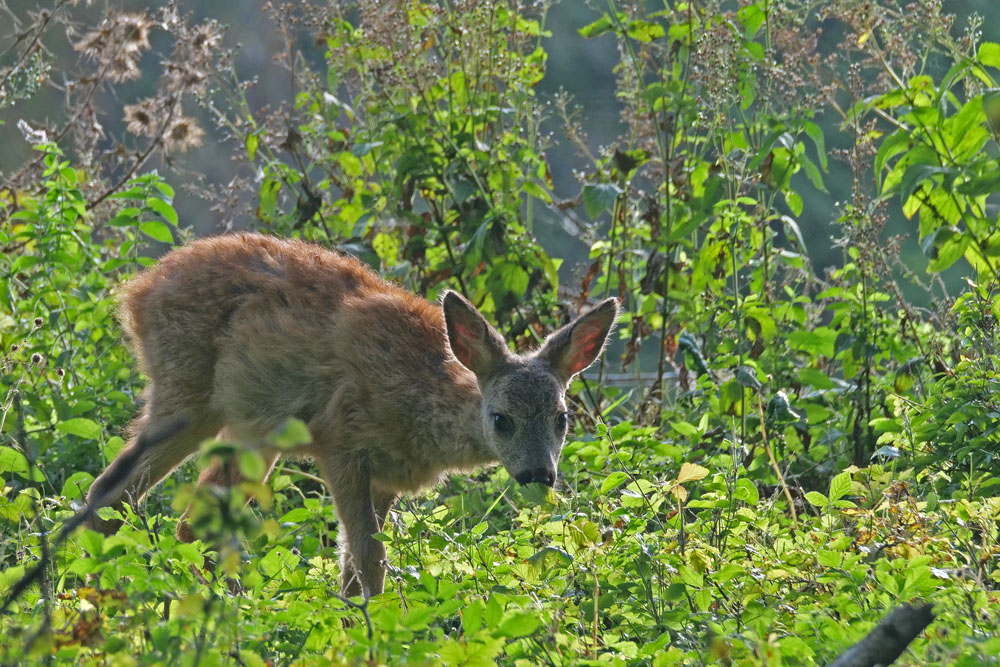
[515,467,555,487]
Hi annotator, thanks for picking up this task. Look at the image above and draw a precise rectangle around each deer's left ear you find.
[537,298,619,383]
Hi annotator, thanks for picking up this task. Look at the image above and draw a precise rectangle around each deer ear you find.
[538,298,619,383]
[442,291,509,377]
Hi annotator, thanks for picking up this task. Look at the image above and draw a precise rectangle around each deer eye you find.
[555,412,568,432]
[492,413,514,437]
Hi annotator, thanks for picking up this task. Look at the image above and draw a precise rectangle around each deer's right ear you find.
[442,291,509,377]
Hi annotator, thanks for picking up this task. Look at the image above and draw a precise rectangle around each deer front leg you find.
[316,455,386,599]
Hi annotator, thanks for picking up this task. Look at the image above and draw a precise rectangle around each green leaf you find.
[56,417,102,440]
[671,421,699,438]
[61,471,94,500]
[829,471,851,502]
[957,170,1000,196]
[154,181,175,199]
[733,478,759,505]
[527,546,573,570]
[245,133,258,161]
[736,365,762,391]
[279,508,311,523]
[401,605,436,630]
[767,391,801,423]
[239,450,268,483]
[804,491,829,508]
[0,447,31,479]
[738,4,766,36]
[799,154,828,193]
[484,596,503,629]
[816,550,843,568]
[496,612,541,638]
[899,164,955,206]
[677,565,703,589]
[626,19,665,43]
[174,542,205,568]
[582,183,622,219]
[267,418,312,450]
[922,226,968,273]
[901,565,931,598]
[461,600,483,634]
[600,471,629,493]
[874,130,911,190]
[259,545,295,579]
[678,333,710,375]
[146,196,178,226]
[803,121,827,171]
[785,190,803,216]
[788,327,838,357]
[579,14,615,39]
[876,569,899,596]
[140,220,174,244]
[78,530,104,557]
[978,42,1000,69]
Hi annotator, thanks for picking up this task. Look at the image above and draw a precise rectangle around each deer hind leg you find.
[85,404,221,535]
[176,427,280,543]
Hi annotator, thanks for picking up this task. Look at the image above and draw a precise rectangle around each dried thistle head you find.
[73,12,154,82]
[119,13,154,53]
[189,22,222,63]
[123,99,158,137]
[163,117,204,153]
[164,63,208,96]
[72,27,112,59]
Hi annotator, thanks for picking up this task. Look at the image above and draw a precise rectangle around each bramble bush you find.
[1,0,999,664]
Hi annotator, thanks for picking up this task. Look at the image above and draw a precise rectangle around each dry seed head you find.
[31,353,44,365]
[123,99,157,137]
[163,118,204,153]
[73,13,153,83]
[119,13,154,53]
[33,317,44,327]
[107,54,141,83]
[56,368,66,378]
[189,22,222,61]
[9,344,18,352]
[73,28,112,58]
[165,63,208,95]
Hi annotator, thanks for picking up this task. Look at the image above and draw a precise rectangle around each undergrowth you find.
[1,1,999,664]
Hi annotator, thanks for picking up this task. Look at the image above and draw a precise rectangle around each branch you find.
[828,603,934,667]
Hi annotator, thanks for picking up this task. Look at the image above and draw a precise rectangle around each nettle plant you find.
[213,0,562,330]
[568,0,1000,479]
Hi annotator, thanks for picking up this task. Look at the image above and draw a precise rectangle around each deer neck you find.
[424,364,495,469]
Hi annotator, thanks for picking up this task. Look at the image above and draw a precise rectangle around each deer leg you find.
[314,455,385,599]
[85,408,219,535]
[176,429,280,543]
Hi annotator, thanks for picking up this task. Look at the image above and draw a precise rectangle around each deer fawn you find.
[85,233,618,598]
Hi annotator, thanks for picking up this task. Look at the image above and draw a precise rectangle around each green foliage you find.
[1,0,1000,665]
[230,1,559,324]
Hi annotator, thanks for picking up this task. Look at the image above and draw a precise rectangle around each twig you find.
[755,393,798,526]
[0,417,186,617]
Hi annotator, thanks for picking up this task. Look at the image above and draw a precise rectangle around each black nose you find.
[515,467,556,487]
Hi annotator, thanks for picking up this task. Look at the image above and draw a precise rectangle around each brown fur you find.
[85,233,618,598]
